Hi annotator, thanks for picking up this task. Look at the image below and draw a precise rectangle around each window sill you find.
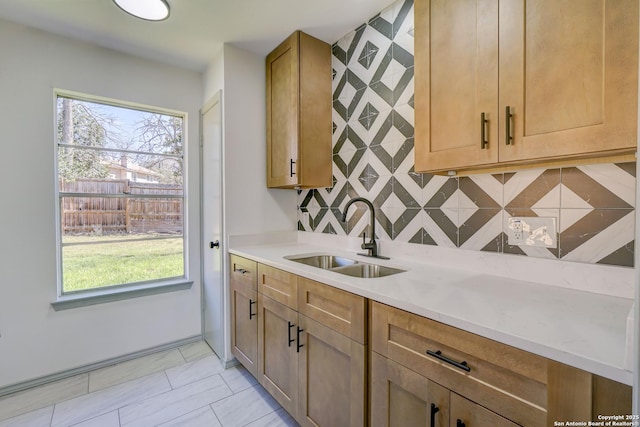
[51,280,193,311]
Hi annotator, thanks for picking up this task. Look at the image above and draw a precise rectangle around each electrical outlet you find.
[507,217,557,248]
[511,218,524,243]
[302,212,310,227]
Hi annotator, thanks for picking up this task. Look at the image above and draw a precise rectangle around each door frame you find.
[200,91,226,358]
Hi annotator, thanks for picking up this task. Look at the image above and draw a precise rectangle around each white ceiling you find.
[0,0,394,72]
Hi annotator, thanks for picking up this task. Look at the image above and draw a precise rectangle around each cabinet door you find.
[230,280,258,377]
[415,0,499,172]
[450,393,519,427]
[257,294,299,418]
[371,352,450,427]
[267,32,300,188]
[297,315,366,427]
[499,0,638,163]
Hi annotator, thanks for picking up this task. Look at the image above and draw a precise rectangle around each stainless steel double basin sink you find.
[284,254,406,278]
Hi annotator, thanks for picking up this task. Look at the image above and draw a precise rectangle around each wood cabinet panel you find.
[266,31,332,189]
[371,302,546,426]
[297,315,366,427]
[547,361,632,421]
[415,0,498,171]
[267,34,298,188]
[258,264,298,310]
[297,277,367,345]
[415,0,638,173]
[499,0,638,163]
[230,254,257,290]
[257,294,299,418]
[230,280,258,377]
[450,393,518,427]
[371,352,449,427]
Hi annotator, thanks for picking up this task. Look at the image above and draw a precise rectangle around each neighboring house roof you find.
[103,158,162,180]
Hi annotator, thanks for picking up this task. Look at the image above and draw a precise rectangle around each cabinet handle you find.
[288,321,295,347]
[480,112,488,149]
[426,350,471,372]
[456,420,466,427]
[290,158,296,177]
[296,327,304,353]
[430,403,439,427]
[505,106,513,145]
[249,299,256,320]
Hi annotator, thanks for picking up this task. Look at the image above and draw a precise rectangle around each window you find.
[55,92,186,295]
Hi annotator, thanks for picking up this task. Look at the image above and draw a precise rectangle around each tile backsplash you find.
[297,0,636,268]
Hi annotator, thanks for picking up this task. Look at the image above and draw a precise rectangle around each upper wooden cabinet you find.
[266,31,332,188]
[415,0,639,173]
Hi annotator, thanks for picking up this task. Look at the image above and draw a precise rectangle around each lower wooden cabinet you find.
[250,261,367,426]
[231,258,631,426]
[298,314,366,426]
[229,280,258,377]
[257,293,299,417]
[371,301,632,426]
[371,352,517,427]
[371,351,447,427]
[450,393,519,427]
[229,255,258,378]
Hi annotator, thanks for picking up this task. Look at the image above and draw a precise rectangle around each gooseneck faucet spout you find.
[341,197,389,259]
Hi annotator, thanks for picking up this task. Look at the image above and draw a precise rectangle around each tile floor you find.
[0,341,298,427]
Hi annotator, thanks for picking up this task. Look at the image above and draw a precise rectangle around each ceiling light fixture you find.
[113,0,170,21]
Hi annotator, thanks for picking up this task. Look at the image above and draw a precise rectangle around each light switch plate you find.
[507,217,557,248]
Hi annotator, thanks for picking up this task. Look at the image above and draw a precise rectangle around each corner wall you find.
[204,44,297,362]
[0,19,203,389]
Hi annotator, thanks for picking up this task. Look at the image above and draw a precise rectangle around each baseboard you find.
[0,335,203,398]
[222,357,239,369]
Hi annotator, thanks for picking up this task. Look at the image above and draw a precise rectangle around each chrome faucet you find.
[341,197,390,260]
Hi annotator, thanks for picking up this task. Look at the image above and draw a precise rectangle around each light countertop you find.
[229,238,634,385]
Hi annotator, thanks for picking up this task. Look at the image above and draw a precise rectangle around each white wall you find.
[221,44,297,237]
[0,19,204,389]
[203,44,297,362]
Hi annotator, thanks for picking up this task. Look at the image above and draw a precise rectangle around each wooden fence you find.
[60,179,183,235]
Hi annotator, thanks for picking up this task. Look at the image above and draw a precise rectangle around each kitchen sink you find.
[284,254,406,278]
[331,263,406,278]
[285,255,357,269]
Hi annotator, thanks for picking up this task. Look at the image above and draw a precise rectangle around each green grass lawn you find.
[62,235,184,292]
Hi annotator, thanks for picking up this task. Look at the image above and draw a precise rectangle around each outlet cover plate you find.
[507,217,557,248]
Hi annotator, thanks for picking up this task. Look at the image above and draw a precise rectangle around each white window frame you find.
[52,89,192,310]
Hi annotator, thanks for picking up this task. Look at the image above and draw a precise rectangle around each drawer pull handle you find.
[426,350,471,372]
[456,419,466,427]
[480,112,488,149]
[290,158,297,177]
[430,403,439,427]
[296,327,304,353]
[288,321,295,347]
[249,299,256,320]
[505,105,513,145]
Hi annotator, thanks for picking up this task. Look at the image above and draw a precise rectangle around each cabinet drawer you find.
[371,302,546,427]
[258,264,298,309]
[230,255,257,290]
[297,277,367,345]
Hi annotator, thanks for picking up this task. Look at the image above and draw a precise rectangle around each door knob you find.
[209,241,220,249]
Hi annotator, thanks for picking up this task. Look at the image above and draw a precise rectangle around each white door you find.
[201,92,224,357]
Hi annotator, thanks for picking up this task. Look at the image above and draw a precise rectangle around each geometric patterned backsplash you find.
[297,0,636,267]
